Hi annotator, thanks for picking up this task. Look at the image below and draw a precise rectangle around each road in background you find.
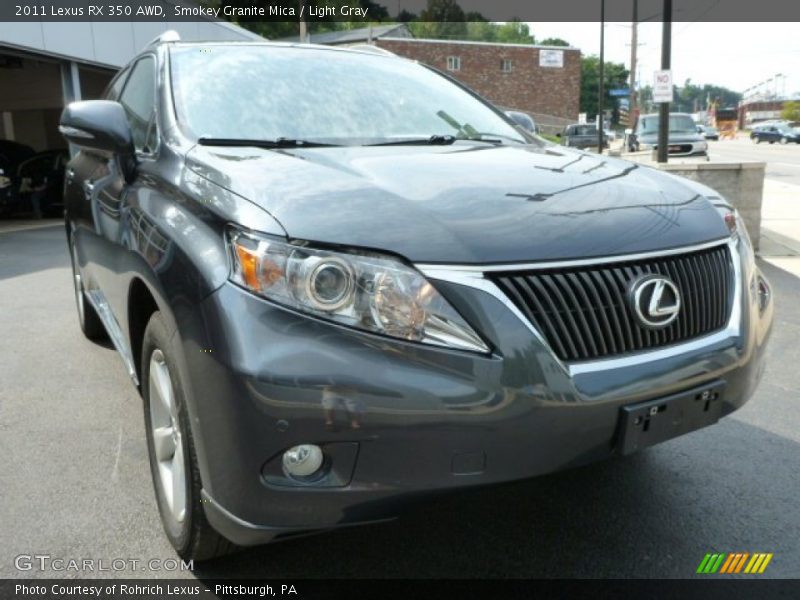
[1,223,798,579]
[709,137,800,185]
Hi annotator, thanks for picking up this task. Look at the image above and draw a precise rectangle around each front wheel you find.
[753,136,760,144]
[780,137,788,145]
[141,312,236,561]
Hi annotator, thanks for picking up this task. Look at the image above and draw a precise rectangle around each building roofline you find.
[0,41,119,70]
[378,37,580,51]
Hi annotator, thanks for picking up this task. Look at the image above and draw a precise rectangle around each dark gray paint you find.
[63,41,774,545]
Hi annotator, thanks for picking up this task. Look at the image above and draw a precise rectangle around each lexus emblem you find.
[629,275,681,329]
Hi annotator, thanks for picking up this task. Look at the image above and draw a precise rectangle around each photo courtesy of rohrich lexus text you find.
[1,0,798,598]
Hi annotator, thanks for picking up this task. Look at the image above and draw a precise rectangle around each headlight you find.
[713,203,749,244]
[228,228,490,353]
[698,141,708,151]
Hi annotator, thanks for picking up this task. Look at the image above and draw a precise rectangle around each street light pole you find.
[598,0,605,154]
[629,0,638,130]
[657,0,672,163]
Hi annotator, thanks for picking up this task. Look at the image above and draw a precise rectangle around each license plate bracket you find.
[617,381,725,455]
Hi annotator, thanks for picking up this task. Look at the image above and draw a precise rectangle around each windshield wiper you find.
[366,135,457,147]
[458,132,525,145]
[197,137,340,149]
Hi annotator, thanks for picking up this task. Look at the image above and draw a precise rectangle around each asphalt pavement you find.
[709,136,800,185]
[1,158,799,578]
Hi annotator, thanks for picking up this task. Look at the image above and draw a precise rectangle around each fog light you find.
[282,444,324,478]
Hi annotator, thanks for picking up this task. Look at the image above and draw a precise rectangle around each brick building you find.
[374,38,581,123]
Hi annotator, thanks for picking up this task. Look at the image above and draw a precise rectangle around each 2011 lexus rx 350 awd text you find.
[60,34,773,561]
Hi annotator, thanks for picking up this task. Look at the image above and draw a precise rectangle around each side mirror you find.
[60,100,136,180]
[504,110,535,134]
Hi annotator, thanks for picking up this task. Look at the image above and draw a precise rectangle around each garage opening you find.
[0,48,114,218]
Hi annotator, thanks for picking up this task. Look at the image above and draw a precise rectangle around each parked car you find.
[750,123,800,144]
[0,140,35,216]
[61,34,773,561]
[696,125,720,141]
[629,113,708,157]
[504,109,539,135]
[13,150,69,217]
[559,123,607,149]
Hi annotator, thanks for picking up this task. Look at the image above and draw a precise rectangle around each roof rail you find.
[147,30,181,47]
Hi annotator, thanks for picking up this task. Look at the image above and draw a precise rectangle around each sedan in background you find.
[697,125,720,141]
[750,123,800,144]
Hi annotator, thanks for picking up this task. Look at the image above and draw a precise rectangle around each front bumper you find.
[176,237,772,545]
[638,140,708,156]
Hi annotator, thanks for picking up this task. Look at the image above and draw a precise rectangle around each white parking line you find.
[0,221,61,234]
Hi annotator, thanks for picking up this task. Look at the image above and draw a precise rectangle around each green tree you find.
[539,37,570,47]
[580,55,629,121]
[407,0,469,39]
[781,101,800,122]
[493,22,535,43]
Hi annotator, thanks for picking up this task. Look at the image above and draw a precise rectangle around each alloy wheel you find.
[148,349,187,524]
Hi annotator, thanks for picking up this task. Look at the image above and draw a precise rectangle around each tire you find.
[141,312,236,562]
[69,240,107,341]
[780,137,788,145]
[753,136,760,144]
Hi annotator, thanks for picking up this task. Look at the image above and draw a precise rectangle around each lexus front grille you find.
[488,243,734,362]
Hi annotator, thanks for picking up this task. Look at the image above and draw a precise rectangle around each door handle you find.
[83,180,95,201]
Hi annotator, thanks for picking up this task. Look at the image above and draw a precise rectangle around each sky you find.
[527,22,800,98]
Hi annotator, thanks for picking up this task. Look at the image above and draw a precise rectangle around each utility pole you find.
[299,0,308,43]
[598,0,605,154]
[656,0,672,163]
[629,0,638,131]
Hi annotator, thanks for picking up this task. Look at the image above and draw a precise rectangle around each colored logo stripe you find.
[719,553,749,573]
[696,553,726,573]
[698,552,773,574]
[745,553,773,574]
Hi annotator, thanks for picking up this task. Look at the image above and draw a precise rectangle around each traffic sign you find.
[653,70,673,103]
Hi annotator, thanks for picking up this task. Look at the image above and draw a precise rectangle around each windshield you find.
[170,45,526,145]
[638,115,697,134]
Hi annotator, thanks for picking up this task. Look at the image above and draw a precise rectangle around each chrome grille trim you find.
[419,238,742,375]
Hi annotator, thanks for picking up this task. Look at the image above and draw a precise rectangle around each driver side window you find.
[118,56,158,154]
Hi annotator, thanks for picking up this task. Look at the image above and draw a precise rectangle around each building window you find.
[500,59,512,73]
[446,56,461,71]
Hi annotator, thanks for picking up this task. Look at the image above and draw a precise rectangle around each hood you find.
[185,143,729,264]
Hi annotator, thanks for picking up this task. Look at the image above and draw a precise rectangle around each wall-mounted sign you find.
[539,49,564,68]
[653,70,673,103]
